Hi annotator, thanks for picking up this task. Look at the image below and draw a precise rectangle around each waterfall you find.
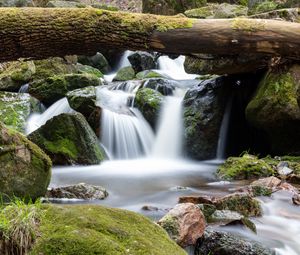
[97,83,154,159]
[26,97,73,134]
[216,96,233,159]
[18,83,29,93]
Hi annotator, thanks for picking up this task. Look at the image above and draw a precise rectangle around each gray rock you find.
[128,51,157,73]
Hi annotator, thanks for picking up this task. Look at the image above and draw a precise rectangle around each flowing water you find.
[24,54,300,255]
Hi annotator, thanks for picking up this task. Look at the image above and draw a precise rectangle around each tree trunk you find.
[0,8,300,62]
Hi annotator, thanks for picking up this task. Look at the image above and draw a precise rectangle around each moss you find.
[30,204,185,255]
[217,154,274,180]
[44,138,78,160]
[232,18,266,32]
[136,70,164,79]
[251,185,272,197]
[77,64,103,78]
[249,0,278,15]
[113,66,135,81]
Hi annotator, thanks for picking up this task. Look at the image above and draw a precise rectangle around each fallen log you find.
[0,8,300,62]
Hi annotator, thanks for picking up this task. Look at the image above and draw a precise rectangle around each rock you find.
[66,86,100,134]
[46,183,108,200]
[196,229,275,255]
[78,52,110,74]
[46,0,86,7]
[143,78,177,96]
[215,193,262,217]
[142,0,207,15]
[278,166,293,175]
[136,70,165,79]
[0,92,40,132]
[217,154,275,180]
[287,174,300,184]
[292,194,300,205]
[141,205,159,211]
[158,203,206,248]
[278,182,299,194]
[29,73,100,105]
[28,112,106,165]
[128,51,157,73]
[179,195,216,204]
[246,64,300,156]
[0,60,35,91]
[183,77,230,160]
[184,3,248,19]
[249,8,300,22]
[113,66,135,81]
[134,87,163,129]
[0,0,30,7]
[196,204,217,219]
[251,176,281,191]
[0,122,52,201]
[76,64,104,78]
[30,204,186,255]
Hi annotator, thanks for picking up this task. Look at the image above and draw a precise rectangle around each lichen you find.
[231,18,266,32]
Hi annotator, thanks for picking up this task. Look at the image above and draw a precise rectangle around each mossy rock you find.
[0,92,40,133]
[0,122,52,201]
[246,64,300,155]
[28,112,106,165]
[184,3,248,18]
[113,66,136,81]
[76,64,104,78]
[136,70,165,80]
[46,0,86,7]
[29,73,100,105]
[29,204,186,255]
[248,0,278,14]
[0,60,35,92]
[78,52,110,74]
[217,154,275,180]
[134,87,163,129]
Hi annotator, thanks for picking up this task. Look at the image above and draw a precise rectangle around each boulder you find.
[29,204,187,255]
[28,112,106,165]
[128,51,157,73]
[217,154,275,180]
[46,183,108,200]
[143,78,177,96]
[113,66,135,81]
[0,122,52,201]
[136,70,165,79]
[76,64,104,78]
[29,73,100,105]
[250,176,281,194]
[246,64,300,156]
[0,92,40,132]
[66,86,101,135]
[0,60,35,91]
[158,203,206,248]
[134,87,163,129]
[196,230,275,255]
[78,52,110,74]
[183,77,229,160]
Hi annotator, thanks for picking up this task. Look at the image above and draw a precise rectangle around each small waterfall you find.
[151,90,184,159]
[18,83,29,93]
[26,97,73,134]
[216,96,233,159]
[97,83,154,159]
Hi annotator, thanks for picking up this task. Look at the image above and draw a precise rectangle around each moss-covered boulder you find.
[66,86,101,135]
[28,112,106,165]
[246,64,300,155]
[113,66,136,81]
[184,3,248,18]
[136,70,165,80]
[217,154,275,180]
[0,61,35,91]
[0,122,52,201]
[143,78,176,96]
[0,92,41,133]
[78,52,110,74]
[183,77,229,160]
[76,64,104,78]
[29,73,100,105]
[27,204,186,254]
[142,0,207,15]
[134,87,163,129]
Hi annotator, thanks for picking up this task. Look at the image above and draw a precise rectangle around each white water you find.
[26,97,73,134]
[216,96,233,159]
[18,83,29,93]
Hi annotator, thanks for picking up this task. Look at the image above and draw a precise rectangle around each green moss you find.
[45,138,78,160]
[158,214,180,241]
[249,0,278,15]
[232,18,266,32]
[251,185,272,197]
[136,70,164,79]
[217,154,274,180]
[113,66,135,81]
[77,65,103,78]
[30,204,185,255]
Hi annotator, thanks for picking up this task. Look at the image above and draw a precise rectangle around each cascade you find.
[26,97,73,134]
[18,83,29,93]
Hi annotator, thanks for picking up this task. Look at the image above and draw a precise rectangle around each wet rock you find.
[141,205,159,211]
[287,174,300,184]
[134,87,163,129]
[76,64,103,78]
[217,154,274,180]
[113,66,135,81]
[246,64,300,156]
[66,86,100,135]
[179,195,216,205]
[29,73,101,105]
[158,203,206,248]
[28,112,106,165]
[278,165,293,176]
[251,176,281,191]
[0,60,35,91]
[78,52,110,74]
[0,92,40,133]
[143,78,176,96]
[128,51,156,73]
[46,183,108,200]
[196,229,275,255]
[183,77,229,160]
[136,70,165,80]
[292,194,300,205]
[197,204,217,219]
[278,182,299,194]
[0,122,52,201]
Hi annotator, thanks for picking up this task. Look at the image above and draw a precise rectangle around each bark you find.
[0,8,300,62]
